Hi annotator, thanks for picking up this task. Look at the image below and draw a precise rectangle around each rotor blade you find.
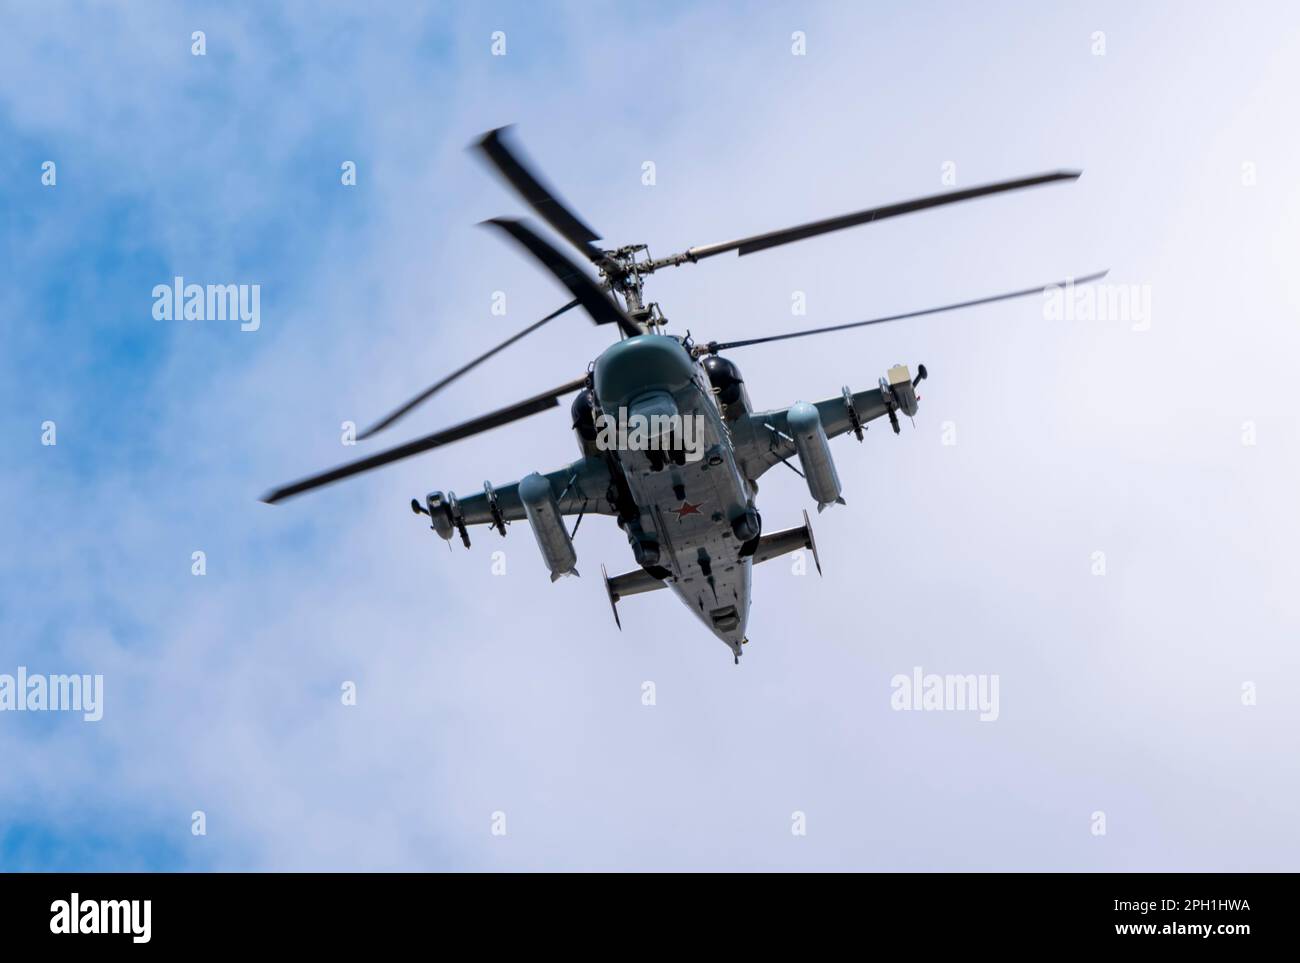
[683,171,1082,262]
[474,126,605,263]
[357,299,580,440]
[261,375,588,504]
[483,217,641,338]
[709,270,1109,351]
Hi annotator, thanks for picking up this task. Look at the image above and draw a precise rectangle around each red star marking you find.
[673,500,704,520]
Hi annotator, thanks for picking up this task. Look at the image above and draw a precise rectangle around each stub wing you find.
[600,563,669,630]
[418,455,613,542]
[752,510,821,574]
[730,364,922,484]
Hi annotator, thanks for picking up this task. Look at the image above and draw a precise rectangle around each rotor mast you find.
[597,244,668,333]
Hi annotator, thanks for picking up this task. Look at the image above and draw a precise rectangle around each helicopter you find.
[262,126,1105,664]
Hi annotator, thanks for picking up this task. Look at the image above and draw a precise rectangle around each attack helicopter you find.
[263,126,1104,663]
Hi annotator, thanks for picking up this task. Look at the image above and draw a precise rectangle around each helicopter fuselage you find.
[414,333,917,663]
[590,334,757,656]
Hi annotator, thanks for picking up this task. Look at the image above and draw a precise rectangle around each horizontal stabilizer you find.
[601,564,667,629]
[753,510,822,575]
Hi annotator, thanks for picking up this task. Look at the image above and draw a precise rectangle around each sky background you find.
[2,1,1298,870]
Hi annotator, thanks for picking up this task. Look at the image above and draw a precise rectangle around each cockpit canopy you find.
[593,334,696,408]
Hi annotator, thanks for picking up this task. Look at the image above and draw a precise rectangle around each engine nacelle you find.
[569,387,601,458]
[518,472,578,581]
[702,354,751,419]
[786,401,844,513]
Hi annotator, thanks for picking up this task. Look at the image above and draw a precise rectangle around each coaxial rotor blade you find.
[483,217,641,338]
[261,376,589,504]
[707,270,1108,352]
[650,171,1082,270]
[358,299,580,440]
[474,126,605,263]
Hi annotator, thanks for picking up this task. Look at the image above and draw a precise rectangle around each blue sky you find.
[2,1,1298,870]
